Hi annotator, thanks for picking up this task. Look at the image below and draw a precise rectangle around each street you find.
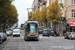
[0,30,75,50]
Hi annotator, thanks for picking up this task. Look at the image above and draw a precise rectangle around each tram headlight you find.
[35,35,37,36]
[28,35,30,36]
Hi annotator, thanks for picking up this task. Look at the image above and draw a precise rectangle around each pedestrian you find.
[57,31,59,36]
[4,29,6,34]
[54,30,57,37]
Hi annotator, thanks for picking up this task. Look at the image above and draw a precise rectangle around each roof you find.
[26,20,38,23]
[44,29,48,30]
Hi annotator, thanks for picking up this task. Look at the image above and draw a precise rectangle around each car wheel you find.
[70,38,72,40]
[25,39,28,41]
[36,39,39,41]
[64,37,66,39]
[5,38,7,41]
[24,37,28,41]
[42,35,44,36]
[0,39,3,44]
[64,36,67,39]
[48,35,49,37]
[19,35,20,37]
[13,35,14,37]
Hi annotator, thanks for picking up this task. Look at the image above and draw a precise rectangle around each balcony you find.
[40,1,46,6]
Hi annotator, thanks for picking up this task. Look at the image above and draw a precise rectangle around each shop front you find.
[69,21,75,32]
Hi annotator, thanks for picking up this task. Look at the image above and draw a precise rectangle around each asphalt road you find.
[0,30,75,50]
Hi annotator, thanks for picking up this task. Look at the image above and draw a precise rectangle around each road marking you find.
[22,37,27,50]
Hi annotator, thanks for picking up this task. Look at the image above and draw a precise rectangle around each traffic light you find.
[67,24,69,28]
[66,24,69,32]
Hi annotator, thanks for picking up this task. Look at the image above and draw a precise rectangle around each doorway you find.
[72,28,75,32]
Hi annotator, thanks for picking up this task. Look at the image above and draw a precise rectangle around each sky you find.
[13,0,34,26]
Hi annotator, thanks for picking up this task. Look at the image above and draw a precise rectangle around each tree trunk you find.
[51,22,53,29]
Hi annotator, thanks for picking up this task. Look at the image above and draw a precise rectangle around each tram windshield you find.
[28,23,37,33]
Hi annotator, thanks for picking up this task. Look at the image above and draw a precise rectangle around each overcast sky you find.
[13,0,34,26]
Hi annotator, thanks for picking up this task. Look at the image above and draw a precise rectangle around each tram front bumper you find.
[27,35,39,39]
[28,36,38,38]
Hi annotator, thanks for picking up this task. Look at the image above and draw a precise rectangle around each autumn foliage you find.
[47,0,63,22]
[0,0,18,29]
[28,0,63,27]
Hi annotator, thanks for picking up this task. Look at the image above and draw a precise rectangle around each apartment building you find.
[32,0,47,12]
[66,0,75,32]
[32,0,38,12]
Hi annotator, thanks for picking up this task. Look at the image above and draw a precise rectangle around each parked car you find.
[6,30,12,36]
[13,29,20,37]
[0,32,7,44]
[42,29,49,36]
[64,32,71,39]
[68,32,75,40]
[9,29,13,34]
[48,29,55,36]
[39,30,43,34]
[39,27,43,34]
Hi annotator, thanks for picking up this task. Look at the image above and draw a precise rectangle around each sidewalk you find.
[50,36,64,38]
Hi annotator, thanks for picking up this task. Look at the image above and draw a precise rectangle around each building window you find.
[71,0,75,5]
[58,0,62,3]
[71,10,75,18]
[38,0,41,2]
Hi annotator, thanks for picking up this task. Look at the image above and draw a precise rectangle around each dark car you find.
[39,27,43,34]
[42,29,49,36]
[0,32,7,44]
[48,29,55,36]
[39,30,43,34]
[64,32,71,39]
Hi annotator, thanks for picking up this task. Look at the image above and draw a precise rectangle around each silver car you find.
[0,32,7,44]
[68,32,75,40]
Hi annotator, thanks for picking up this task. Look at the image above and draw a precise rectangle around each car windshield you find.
[44,30,48,33]
[13,31,19,33]
[71,32,75,35]
[49,29,54,32]
[39,30,43,31]
[50,29,54,31]
[67,32,71,34]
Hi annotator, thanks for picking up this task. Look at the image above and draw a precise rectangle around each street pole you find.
[27,8,35,20]
[60,21,63,37]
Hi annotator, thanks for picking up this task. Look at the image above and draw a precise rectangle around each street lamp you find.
[27,8,35,20]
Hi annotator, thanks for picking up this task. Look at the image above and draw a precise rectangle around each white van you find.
[13,29,20,37]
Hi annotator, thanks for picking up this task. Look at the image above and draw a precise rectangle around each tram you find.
[24,20,39,41]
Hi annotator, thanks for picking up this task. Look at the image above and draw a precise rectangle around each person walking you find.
[57,30,59,36]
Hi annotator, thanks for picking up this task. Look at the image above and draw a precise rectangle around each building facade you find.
[32,0,39,12]
[32,0,47,12]
[65,0,75,32]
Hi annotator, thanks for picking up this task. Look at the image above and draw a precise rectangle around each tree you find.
[8,5,18,26]
[35,10,40,22]
[0,0,18,30]
[47,0,63,28]
[32,12,37,20]
[39,6,47,27]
